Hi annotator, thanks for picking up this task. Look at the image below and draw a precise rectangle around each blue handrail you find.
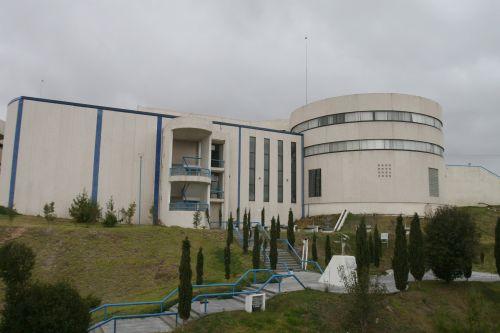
[170,165,211,177]
[88,312,178,332]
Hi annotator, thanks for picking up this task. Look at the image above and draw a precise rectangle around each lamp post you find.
[138,153,143,224]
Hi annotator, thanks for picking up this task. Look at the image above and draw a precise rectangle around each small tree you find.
[409,213,425,281]
[373,224,381,267]
[312,232,318,262]
[269,217,278,270]
[226,213,234,246]
[276,215,281,239]
[325,235,332,266]
[224,245,231,280]
[218,208,222,228]
[287,208,295,247]
[0,241,35,289]
[495,217,500,277]
[242,210,249,254]
[102,197,118,227]
[261,208,265,227]
[236,207,240,225]
[178,237,192,322]
[392,215,409,291]
[196,247,204,285]
[425,206,479,282]
[193,210,201,229]
[205,207,210,227]
[252,226,260,269]
[368,233,374,264]
[68,190,101,224]
[43,202,56,222]
[355,218,370,271]
[119,202,136,224]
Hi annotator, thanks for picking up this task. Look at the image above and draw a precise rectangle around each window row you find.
[304,139,444,157]
[249,137,297,203]
[292,110,443,133]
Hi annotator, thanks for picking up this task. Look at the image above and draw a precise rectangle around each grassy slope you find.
[0,215,252,307]
[180,281,500,333]
[296,206,500,273]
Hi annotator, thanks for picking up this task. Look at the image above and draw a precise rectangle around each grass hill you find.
[0,215,252,308]
[180,281,500,332]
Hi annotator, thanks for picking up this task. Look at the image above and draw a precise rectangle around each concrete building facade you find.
[0,93,498,226]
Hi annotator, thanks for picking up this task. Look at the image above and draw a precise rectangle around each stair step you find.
[159,314,178,329]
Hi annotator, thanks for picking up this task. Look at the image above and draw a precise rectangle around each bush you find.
[0,241,35,288]
[119,202,136,224]
[43,202,56,222]
[193,210,201,229]
[0,206,19,219]
[68,190,101,224]
[425,206,479,282]
[102,197,118,228]
[1,281,92,333]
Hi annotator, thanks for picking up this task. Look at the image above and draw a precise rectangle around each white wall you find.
[445,165,500,206]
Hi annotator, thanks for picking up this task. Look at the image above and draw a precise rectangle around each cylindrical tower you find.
[290,93,445,215]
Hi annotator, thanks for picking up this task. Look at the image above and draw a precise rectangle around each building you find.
[0,93,499,226]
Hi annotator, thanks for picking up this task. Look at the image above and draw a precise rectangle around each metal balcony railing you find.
[211,159,224,168]
[210,188,224,199]
[169,201,209,211]
[170,165,211,177]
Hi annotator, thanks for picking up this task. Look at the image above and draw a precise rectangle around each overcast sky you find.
[1,0,499,173]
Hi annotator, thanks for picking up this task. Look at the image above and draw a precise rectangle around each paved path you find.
[91,270,499,333]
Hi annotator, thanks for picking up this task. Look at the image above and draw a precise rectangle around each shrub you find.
[409,213,425,281]
[102,197,118,228]
[196,247,204,285]
[68,190,101,224]
[0,241,35,288]
[425,206,479,282]
[43,202,56,222]
[193,210,201,229]
[119,202,136,224]
[178,237,192,321]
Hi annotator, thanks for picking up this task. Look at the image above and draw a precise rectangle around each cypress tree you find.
[226,212,233,246]
[178,237,192,321]
[224,245,231,280]
[218,208,222,228]
[196,247,204,285]
[325,235,332,266]
[373,224,381,267]
[287,208,295,247]
[464,258,472,281]
[355,218,370,271]
[261,208,265,227]
[277,215,281,239]
[252,226,261,269]
[242,209,249,254]
[409,213,425,281]
[393,215,409,291]
[495,217,500,277]
[236,207,240,225]
[368,233,374,264]
[312,233,318,262]
[270,217,278,269]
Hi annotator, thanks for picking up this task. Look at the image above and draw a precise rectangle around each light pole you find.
[138,153,143,224]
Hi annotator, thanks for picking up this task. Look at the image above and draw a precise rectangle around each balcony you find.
[170,165,211,177]
[211,159,225,169]
[169,201,209,211]
[210,188,224,200]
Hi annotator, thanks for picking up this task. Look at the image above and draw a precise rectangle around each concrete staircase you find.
[263,248,303,272]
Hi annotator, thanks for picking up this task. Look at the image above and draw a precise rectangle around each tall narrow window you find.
[249,137,256,201]
[264,138,270,202]
[291,142,297,203]
[428,168,439,197]
[308,169,321,197]
[277,140,283,203]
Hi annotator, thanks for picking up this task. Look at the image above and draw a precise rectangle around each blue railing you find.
[88,312,178,332]
[211,159,225,168]
[169,202,209,211]
[170,165,211,177]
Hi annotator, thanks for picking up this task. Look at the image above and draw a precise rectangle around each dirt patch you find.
[0,227,26,244]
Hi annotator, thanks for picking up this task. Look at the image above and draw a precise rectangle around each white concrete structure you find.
[0,93,498,226]
[319,255,357,287]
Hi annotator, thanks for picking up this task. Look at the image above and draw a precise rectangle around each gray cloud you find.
[1,0,499,172]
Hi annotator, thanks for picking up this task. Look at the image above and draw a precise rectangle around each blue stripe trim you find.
[91,109,103,202]
[300,134,305,218]
[8,99,24,208]
[7,96,300,136]
[237,127,241,214]
[153,116,162,224]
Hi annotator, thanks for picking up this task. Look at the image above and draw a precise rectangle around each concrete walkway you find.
[91,270,499,333]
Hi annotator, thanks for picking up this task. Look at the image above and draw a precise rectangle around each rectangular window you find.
[277,140,283,203]
[264,138,270,202]
[249,137,256,201]
[308,169,321,197]
[291,142,297,203]
[429,168,439,197]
